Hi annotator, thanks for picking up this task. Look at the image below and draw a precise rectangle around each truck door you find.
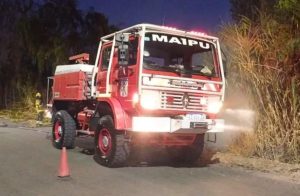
[97,44,112,95]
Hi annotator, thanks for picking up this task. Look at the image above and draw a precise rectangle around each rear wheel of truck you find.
[94,115,130,167]
[167,134,205,164]
[52,110,76,149]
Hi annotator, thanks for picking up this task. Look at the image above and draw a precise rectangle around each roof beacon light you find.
[189,31,207,36]
[162,26,177,31]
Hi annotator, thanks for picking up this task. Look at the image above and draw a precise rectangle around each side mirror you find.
[118,44,129,66]
[115,33,130,66]
[220,48,228,78]
[115,33,129,42]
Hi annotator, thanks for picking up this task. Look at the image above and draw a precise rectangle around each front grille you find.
[160,91,207,112]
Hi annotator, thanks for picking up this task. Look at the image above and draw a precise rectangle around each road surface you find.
[0,125,299,196]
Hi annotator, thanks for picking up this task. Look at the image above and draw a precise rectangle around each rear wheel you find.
[52,110,76,149]
[94,115,130,167]
[167,134,205,164]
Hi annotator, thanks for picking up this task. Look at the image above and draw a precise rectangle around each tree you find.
[0,0,117,108]
[230,0,277,22]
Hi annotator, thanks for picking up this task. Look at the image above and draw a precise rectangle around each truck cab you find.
[50,24,225,167]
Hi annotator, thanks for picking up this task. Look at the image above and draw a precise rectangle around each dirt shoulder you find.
[211,151,300,183]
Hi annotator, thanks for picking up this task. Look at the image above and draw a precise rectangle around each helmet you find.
[36,92,41,98]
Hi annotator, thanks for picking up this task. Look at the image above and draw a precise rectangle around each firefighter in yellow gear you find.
[35,92,44,126]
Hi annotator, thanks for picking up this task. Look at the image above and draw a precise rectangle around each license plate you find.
[186,113,206,122]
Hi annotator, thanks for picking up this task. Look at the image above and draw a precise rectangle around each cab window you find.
[101,46,112,70]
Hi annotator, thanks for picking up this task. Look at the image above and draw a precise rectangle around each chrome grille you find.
[160,91,207,112]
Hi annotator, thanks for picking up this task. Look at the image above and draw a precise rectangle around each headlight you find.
[207,97,223,114]
[140,90,161,110]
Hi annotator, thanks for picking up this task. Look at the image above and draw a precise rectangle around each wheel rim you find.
[98,128,112,156]
[54,120,62,142]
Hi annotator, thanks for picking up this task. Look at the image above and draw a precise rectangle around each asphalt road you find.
[0,125,299,196]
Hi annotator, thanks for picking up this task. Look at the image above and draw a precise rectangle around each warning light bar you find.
[162,26,177,31]
[188,31,207,36]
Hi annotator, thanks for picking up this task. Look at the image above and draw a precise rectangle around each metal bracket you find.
[206,133,217,143]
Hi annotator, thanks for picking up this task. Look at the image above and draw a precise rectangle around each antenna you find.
[162,15,166,26]
[161,0,166,25]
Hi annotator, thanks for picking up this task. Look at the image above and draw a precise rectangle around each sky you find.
[78,0,231,33]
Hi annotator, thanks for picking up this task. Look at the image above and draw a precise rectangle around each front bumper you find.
[131,117,224,133]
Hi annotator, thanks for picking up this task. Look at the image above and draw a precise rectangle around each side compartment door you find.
[97,44,112,95]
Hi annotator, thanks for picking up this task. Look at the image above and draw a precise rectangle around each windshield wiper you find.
[143,63,191,77]
[143,63,180,75]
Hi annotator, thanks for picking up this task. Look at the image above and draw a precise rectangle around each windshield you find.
[143,33,218,77]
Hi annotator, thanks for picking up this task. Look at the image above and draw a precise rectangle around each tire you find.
[94,115,130,167]
[167,134,205,164]
[51,115,55,124]
[52,110,76,149]
[51,106,57,123]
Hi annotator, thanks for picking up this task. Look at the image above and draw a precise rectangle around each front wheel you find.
[52,110,76,149]
[167,134,205,164]
[94,115,130,167]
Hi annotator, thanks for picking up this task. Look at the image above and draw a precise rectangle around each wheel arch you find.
[52,100,76,116]
[95,98,129,130]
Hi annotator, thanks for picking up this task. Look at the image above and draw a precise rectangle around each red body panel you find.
[98,98,131,130]
[53,71,87,101]
[96,37,140,115]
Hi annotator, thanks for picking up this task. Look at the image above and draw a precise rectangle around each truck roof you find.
[101,23,219,42]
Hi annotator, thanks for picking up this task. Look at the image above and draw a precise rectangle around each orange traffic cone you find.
[58,147,70,178]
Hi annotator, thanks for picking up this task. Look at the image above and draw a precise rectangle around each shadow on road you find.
[127,146,219,168]
[75,136,95,155]
[74,136,219,168]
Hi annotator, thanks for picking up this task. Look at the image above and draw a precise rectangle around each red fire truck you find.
[50,24,225,167]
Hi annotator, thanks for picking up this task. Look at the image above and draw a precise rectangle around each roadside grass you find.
[221,16,300,163]
[228,132,257,157]
[0,98,51,127]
